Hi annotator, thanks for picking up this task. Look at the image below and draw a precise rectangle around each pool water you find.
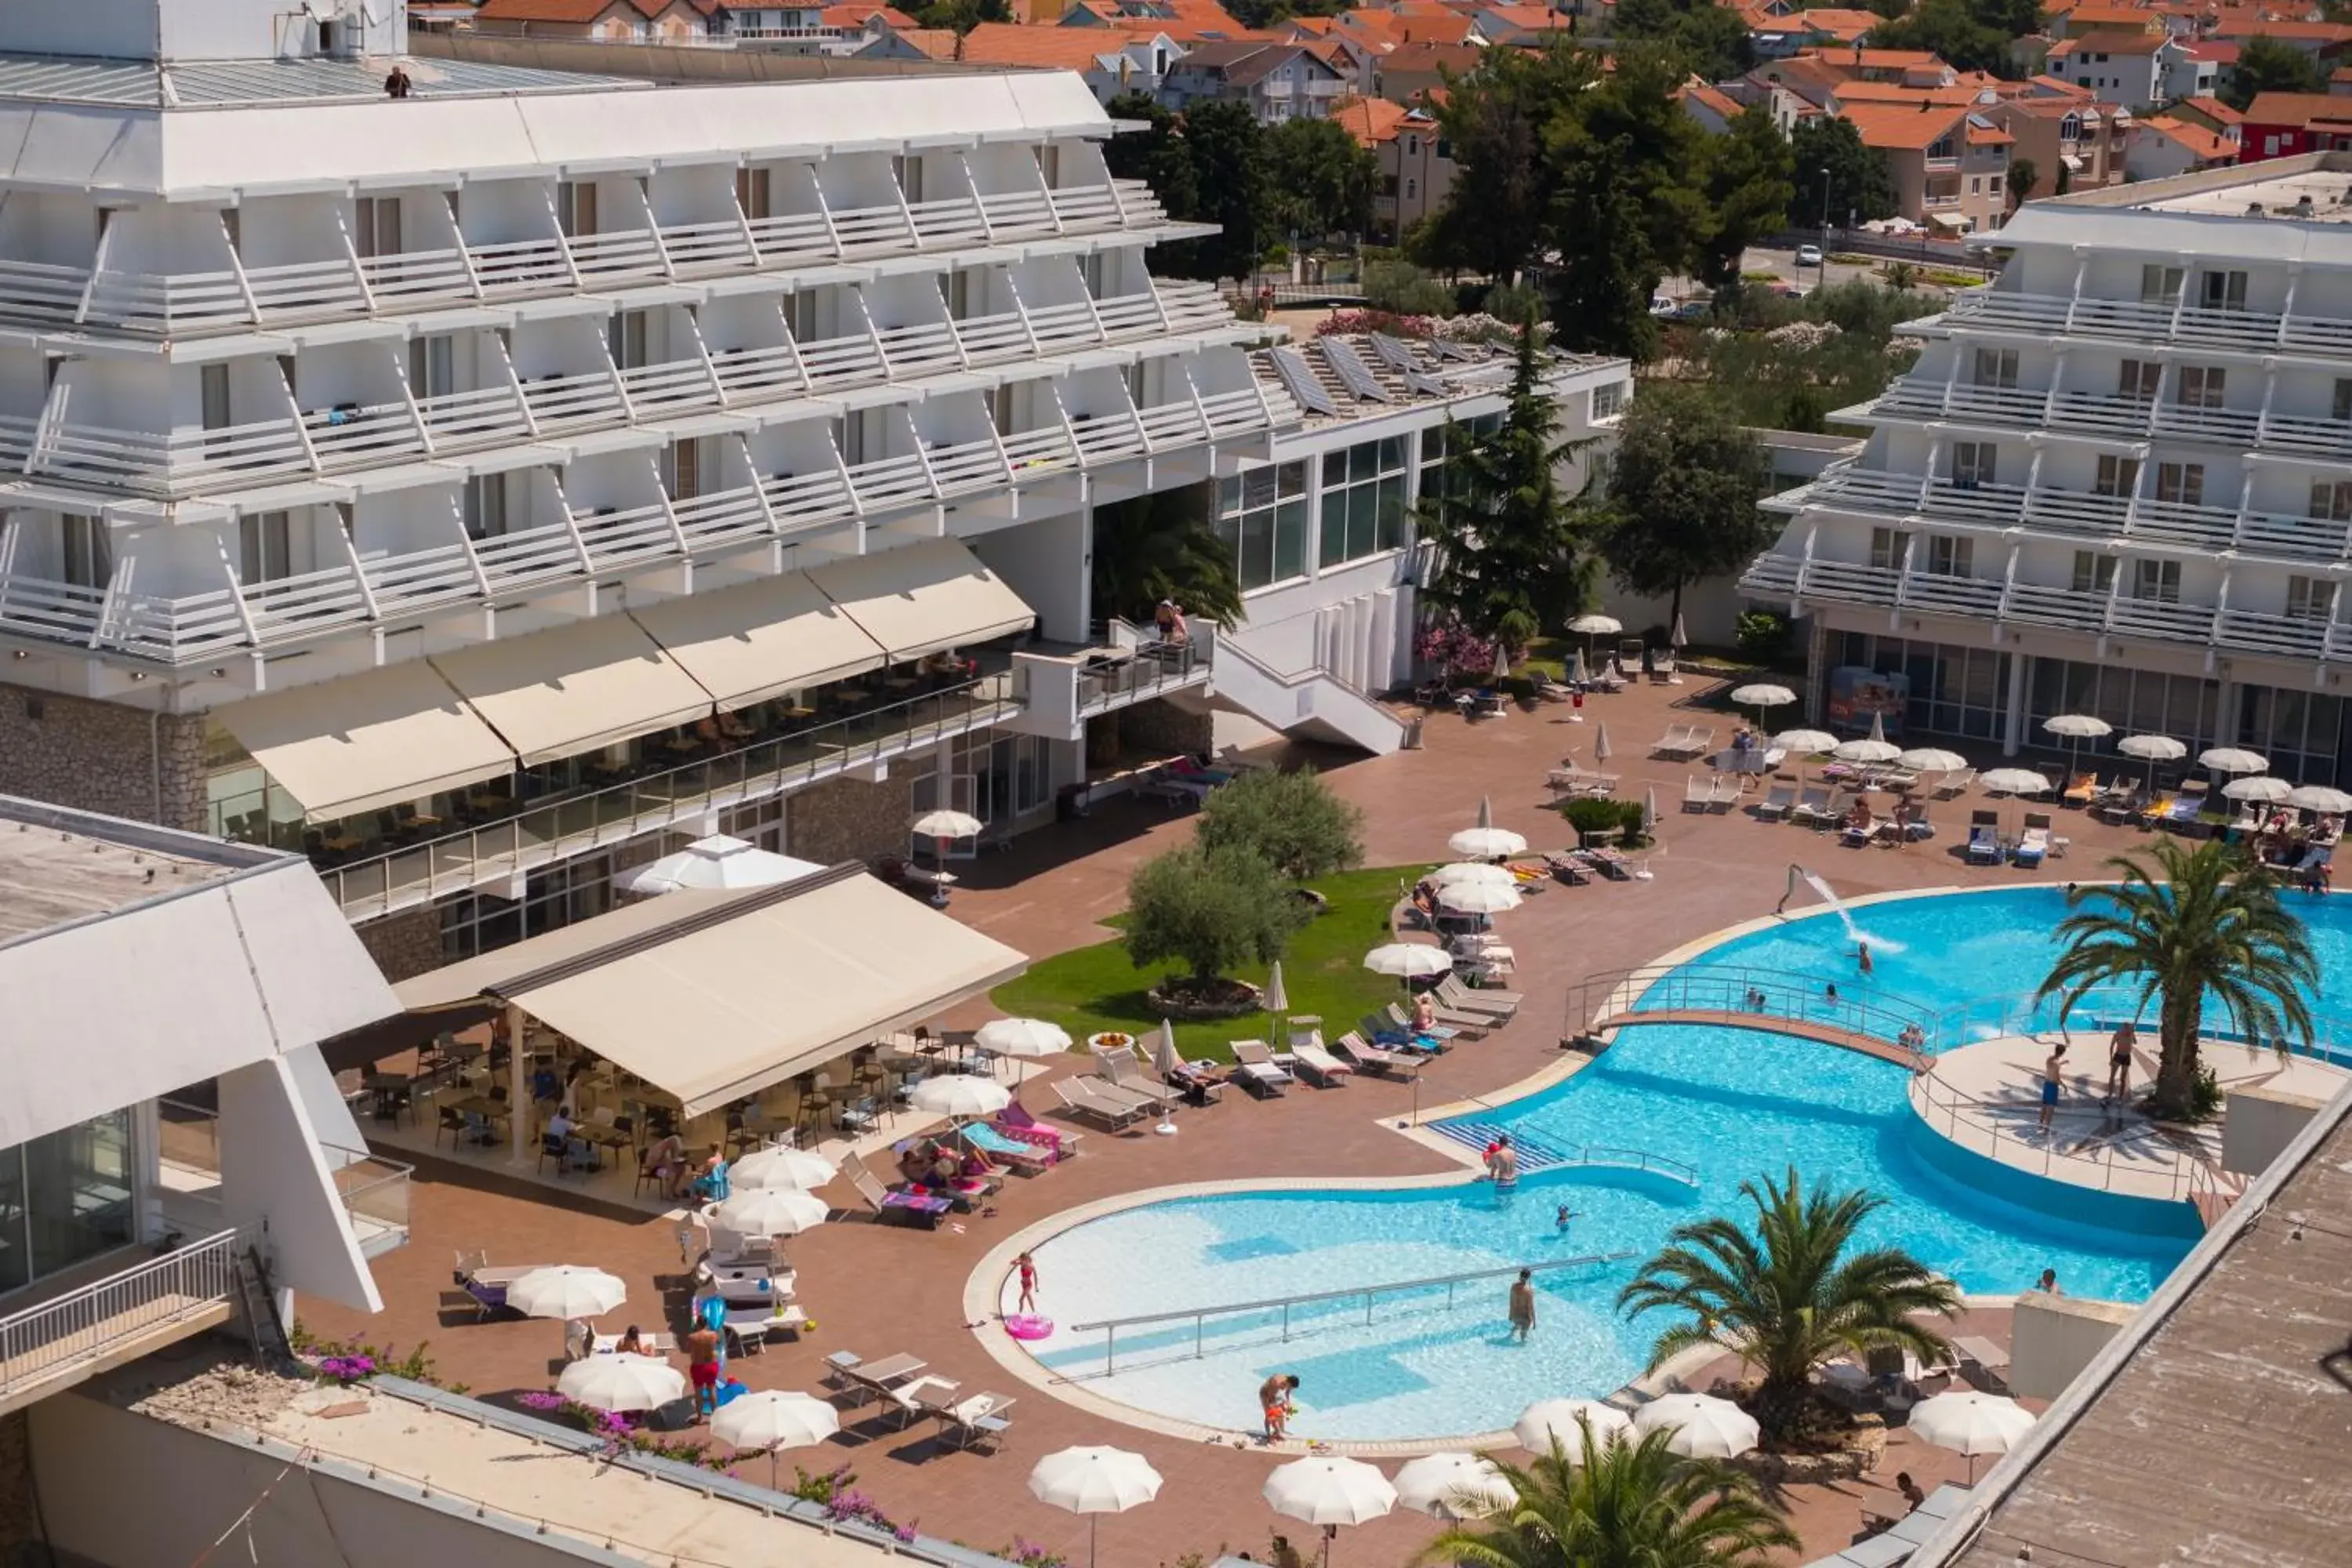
[1008,886,2346,1443]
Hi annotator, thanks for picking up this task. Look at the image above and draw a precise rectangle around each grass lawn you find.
[988,865,1432,1062]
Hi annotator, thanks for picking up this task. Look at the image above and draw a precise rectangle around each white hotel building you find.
[1747,158,2352,786]
[0,0,1630,978]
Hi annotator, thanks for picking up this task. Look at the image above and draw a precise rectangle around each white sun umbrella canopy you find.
[1265,1455,1399,1528]
[557,1353,684,1413]
[1392,1453,1515,1520]
[1515,1398,1632,1454]
[1594,723,1613,764]
[1432,862,1517,891]
[1567,612,1622,637]
[2288,783,2352,814]
[731,1145,839,1192]
[1438,880,1523,916]
[1632,1393,1760,1459]
[1833,734,1903,765]
[711,1185,830,1237]
[1152,1018,1180,1078]
[622,834,826,896]
[1364,943,1452,978]
[909,808,986,840]
[1643,782,1660,835]
[713,1389,841,1488]
[975,1017,1073,1058]
[1908,1390,2034,1481]
[909,1074,1013,1120]
[2224,775,2293,804]
[1980,768,2053,796]
[2201,746,2268,777]
[1730,684,1798,724]
[1776,728,1838,755]
[504,1265,626,1322]
[2042,713,2111,741]
[1450,796,1529,860]
[1897,746,1969,774]
[1265,961,1290,1016]
[1029,1446,1163,1568]
[2118,733,2186,762]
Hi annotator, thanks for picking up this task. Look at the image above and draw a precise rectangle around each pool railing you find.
[1907,1067,2201,1202]
[1065,1252,1635,1377]
[1581,963,1944,1056]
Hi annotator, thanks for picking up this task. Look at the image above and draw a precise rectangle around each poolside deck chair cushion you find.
[1290,1041,1353,1086]
[1331,1031,1414,1076]
[1755,782,1797,820]
[1229,1040,1296,1094]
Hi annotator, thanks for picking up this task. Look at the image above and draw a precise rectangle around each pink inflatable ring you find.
[1004,1314,1054,1341]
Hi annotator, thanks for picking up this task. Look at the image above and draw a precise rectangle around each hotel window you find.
[2140,263,2183,305]
[2132,557,2182,601]
[608,309,649,371]
[409,333,456,402]
[2070,550,2118,594]
[238,510,299,583]
[1924,535,1973,576]
[59,513,111,590]
[1317,437,1410,567]
[1926,135,1955,160]
[0,1110,139,1294]
[2286,575,2332,620]
[1216,461,1309,590]
[2154,463,2204,506]
[1950,441,1997,488]
[2060,113,2082,141]
[2116,359,2160,401]
[200,363,231,431]
[463,473,509,540]
[2310,480,2352,521]
[666,437,702,502]
[1593,381,1628,419]
[1418,413,1501,510]
[1868,527,1911,570]
[2197,269,2248,311]
[555,180,597,238]
[2335,378,2352,423]
[2238,684,2346,786]
[735,165,771,221]
[2175,365,2226,407]
[353,194,401,259]
[1973,348,2018,388]
[2093,454,2140,497]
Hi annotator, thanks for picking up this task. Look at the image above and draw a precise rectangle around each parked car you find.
[1795,243,1825,267]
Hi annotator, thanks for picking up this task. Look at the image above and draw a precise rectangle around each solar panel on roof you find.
[1267,347,1341,417]
[1318,337,1392,403]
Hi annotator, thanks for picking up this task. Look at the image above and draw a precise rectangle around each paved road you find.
[1655,245,1993,307]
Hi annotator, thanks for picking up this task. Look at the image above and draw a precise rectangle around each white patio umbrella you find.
[1897,746,1969,774]
[1868,710,1889,744]
[1152,1018,1180,1079]
[556,1352,685,1413]
[1632,1393,1760,1459]
[621,834,825,896]
[1568,645,1589,687]
[909,808,985,893]
[1438,880,1522,916]
[1670,612,1688,651]
[909,1074,1012,1120]
[1643,782,1660,836]
[1594,722,1613,764]
[1833,734,1902,765]
[1908,1390,2035,1483]
[2288,783,2352,814]
[1730,683,1798,727]
[1980,768,2053,797]
[2042,713,2112,779]
[1515,1398,1632,1455]
[505,1265,626,1323]
[1432,862,1516,891]
[2118,731,2187,791]
[1491,641,1513,683]
[710,1185,829,1237]
[1449,796,1527,860]
[1364,943,1452,978]
[1392,1453,1515,1520]
[1775,728,1838,755]
[1265,960,1289,1016]
[2200,746,2268,778]
[2224,775,2292,804]
[712,1389,841,1489]
[1266,1455,1397,1566]
[731,1145,839,1192]
[975,1018,1074,1058]
[1029,1446,1163,1568]
[1567,612,1621,638]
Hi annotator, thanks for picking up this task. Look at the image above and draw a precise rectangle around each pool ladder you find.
[1430,1120,1699,1186]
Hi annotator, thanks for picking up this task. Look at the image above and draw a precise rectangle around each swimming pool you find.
[1001,886,2350,1443]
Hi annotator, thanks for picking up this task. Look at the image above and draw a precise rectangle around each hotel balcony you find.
[1935,287,2352,358]
[319,667,1025,921]
[0,180,1174,340]
[158,1101,412,1260]
[1007,622,1214,742]
[0,1230,241,1420]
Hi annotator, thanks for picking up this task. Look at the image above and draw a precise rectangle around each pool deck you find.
[1915,1034,2349,1206]
[293,671,2278,1567]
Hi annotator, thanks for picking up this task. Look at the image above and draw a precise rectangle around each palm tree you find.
[1618,1168,1958,1443]
[1089,483,1243,630]
[2035,837,2318,1121]
[1417,1425,1795,1568]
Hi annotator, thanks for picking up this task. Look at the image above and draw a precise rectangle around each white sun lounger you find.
[1290,1040,1353,1087]
[1709,774,1744,810]
[1331,1032,1417,1076]
[1755,781,1797,820]
[1229,1040,1294,1095]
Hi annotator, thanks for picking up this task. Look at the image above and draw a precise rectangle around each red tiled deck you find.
[302,673,2156,1566]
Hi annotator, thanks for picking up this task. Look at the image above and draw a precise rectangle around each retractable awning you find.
[430,614,715,766]
[212,662,517,823]
[804,537,1034,662]
[392,865,1029,1119]
[629,572,888,712]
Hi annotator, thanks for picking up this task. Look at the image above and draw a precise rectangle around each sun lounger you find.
[997,1101,1083,1158]
[1330,1031,1417,1076]
[2015,811,2055,866]
[927,1388,1017,1452]
[1094,1054,1174,1114]
[452,1256,553,1319]
[2062,772,2099,808]
[844,1159,953,1228]
[1383,1002,1458,1041]
[1650,722,1697,757]
[1527,669,1576,704]
[2095,783,2143,825]
[589,1330,677,1356]
[1650,651,1677,684]
[1709,774,1744,810]
[1933,768,1974,798]
[1359,1011,1443,1053]
[1547,765,1618,797]
[1051,1077,1150,1129]
[1087,1073,1170,1119]
[1967,809,2002,865]
[1787,783,1833,826]
[957,1121,1054,1172]
[1755,781,1797,821]
[1683,775,1710,811]
[1437,975,1520,1014]
[1290,1039,1353,1087]
[1160,1059,1229,1105]
[1229,1040,1296,1095]
[827,1350,924,1402]
[1579,845,1634,880]
[1541,848,1592,884]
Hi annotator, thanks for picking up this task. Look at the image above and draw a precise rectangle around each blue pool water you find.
[1009,887,2352,1441]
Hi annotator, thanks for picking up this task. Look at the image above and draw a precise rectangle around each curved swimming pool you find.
[1004,887,2352,1443]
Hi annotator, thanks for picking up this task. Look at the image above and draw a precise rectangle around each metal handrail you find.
[0,1229,240,1395]
[1569,962,1943,1059]
[1582,1146,1700,1185]
[1068,1252,1633,1375]
[1905,1066,2195,1202]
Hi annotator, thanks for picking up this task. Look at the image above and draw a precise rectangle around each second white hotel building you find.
[0,2,1632,974]
[1747,158,2352,787]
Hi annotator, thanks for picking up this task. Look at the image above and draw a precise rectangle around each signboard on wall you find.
[1826,666,1908,737]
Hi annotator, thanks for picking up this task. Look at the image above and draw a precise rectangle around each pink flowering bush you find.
[1415,620,1501,677]
[1315,309,1437,339]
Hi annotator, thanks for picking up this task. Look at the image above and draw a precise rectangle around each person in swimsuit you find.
[2039,1045,2066,1131]
[684,1323,722,1421]
[1015,1252,1039,1314]
[2106,1023,2136,1104]
[1508,1269,1537,1343]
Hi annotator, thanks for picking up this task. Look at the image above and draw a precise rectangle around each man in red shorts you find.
[684,1322,722,1421]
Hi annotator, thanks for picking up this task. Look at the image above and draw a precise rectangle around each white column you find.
[2002,646,2030,757]
[509,1000,531,1166]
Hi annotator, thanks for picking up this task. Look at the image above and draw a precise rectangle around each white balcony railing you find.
[0,1230,239,1406]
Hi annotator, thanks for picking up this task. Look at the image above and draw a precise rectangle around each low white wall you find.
[2006,1291,2136,1400]
[2222,1084,2327,1178]
[217,1054,382,1313]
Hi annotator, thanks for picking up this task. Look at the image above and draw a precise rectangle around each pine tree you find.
[1414,321,1595,654]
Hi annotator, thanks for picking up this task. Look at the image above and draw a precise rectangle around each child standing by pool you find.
[1015,1251,1039,1314]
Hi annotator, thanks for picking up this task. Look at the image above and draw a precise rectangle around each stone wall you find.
[0,681,207,829]
[354,907,445,985]
[0,1410,31,1568]
[785,772,906,868]
[1115,696,1214,760]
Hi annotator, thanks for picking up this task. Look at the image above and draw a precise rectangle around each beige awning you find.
[629,572,888,712]
[804,537,1035,661]
[392,866,1030,1118]
[430,614,715,766]
[213,662,517,823]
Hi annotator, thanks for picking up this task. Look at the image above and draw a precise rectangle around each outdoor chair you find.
[1755,781,1798,821]
[1330,1031,1417,1077]
[1229,1040,1296,1094]
[1967,810,2003,865]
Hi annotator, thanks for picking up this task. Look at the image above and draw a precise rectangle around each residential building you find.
[1374,40,1485,106]
[1335,96,1454,242]
[2161,38,2229,101]
[1841,103,2014,234]
[0,0,1633,978]
[2172,93,2248,136]
[471,0,720,42]
[2045,2,2162,39]
[2044,31,2169,104]
[1743,154,2352,783]
[1163,39,1351,122]
[0,792,406,1420]
[957,21,1182,99]
[2128,111,2242,178]
[2242,90,2352,159]
[1986,96,2132,195]
[2206,18,2352,63]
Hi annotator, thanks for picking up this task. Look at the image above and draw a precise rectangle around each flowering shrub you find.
[1431,312,1534,347]
[288,1328,440,1387]
[1765,319,1841,348]
[1414,620,1501,678]
[516,1392,733,1471]
[1000,1539,1071,1568]
[1313,309,1436,340]
[827,1486,917,1542]
[314,1354,376,1385]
